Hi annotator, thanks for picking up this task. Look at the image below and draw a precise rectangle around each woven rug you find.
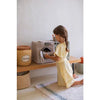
[35,74,83,100]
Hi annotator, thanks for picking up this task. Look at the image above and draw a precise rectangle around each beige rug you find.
[35,74,83,100]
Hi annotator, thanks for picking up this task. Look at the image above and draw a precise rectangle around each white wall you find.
[17,0,83,77]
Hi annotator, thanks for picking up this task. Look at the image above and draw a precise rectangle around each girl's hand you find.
[44,54,50,59]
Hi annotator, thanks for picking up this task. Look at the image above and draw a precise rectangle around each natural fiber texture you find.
[17,71,31,90]
[17,49,32,66]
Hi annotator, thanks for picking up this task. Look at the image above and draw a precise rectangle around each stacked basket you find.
[17,45,32,89]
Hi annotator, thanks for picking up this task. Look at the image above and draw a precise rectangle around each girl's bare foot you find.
[73,74,78,79]
[71,79,83,87]
[80,79,83,85]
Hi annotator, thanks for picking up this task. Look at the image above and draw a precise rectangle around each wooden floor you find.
[17,56,81,72]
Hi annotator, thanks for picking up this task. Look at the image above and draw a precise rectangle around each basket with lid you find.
[17,45,32,66]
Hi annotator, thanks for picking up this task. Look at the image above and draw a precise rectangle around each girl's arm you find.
[44,54,60,61]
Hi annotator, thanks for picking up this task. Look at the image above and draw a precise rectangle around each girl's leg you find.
[71,79,83,87]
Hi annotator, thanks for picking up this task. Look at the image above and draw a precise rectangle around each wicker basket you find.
[17,71,31,90]
[17,45,32,66]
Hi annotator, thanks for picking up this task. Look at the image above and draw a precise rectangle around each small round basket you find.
[17,45,32,66]
[17,71,31,90]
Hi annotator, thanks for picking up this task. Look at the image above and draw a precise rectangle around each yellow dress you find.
[54,42,75,88]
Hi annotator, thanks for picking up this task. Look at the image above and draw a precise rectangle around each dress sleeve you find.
[54,45,63,58]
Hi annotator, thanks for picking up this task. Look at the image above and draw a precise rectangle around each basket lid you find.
[17,45,31,50]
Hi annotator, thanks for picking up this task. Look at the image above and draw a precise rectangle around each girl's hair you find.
[53,25,69,52]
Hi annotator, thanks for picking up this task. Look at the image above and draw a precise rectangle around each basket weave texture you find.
[17,45,32,66]
[17,71,31,90]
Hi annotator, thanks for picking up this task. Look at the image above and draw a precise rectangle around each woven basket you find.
[17,45,32,66]
[17,71,31,90]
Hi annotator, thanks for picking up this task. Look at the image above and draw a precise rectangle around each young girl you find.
[44,25,83,88]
